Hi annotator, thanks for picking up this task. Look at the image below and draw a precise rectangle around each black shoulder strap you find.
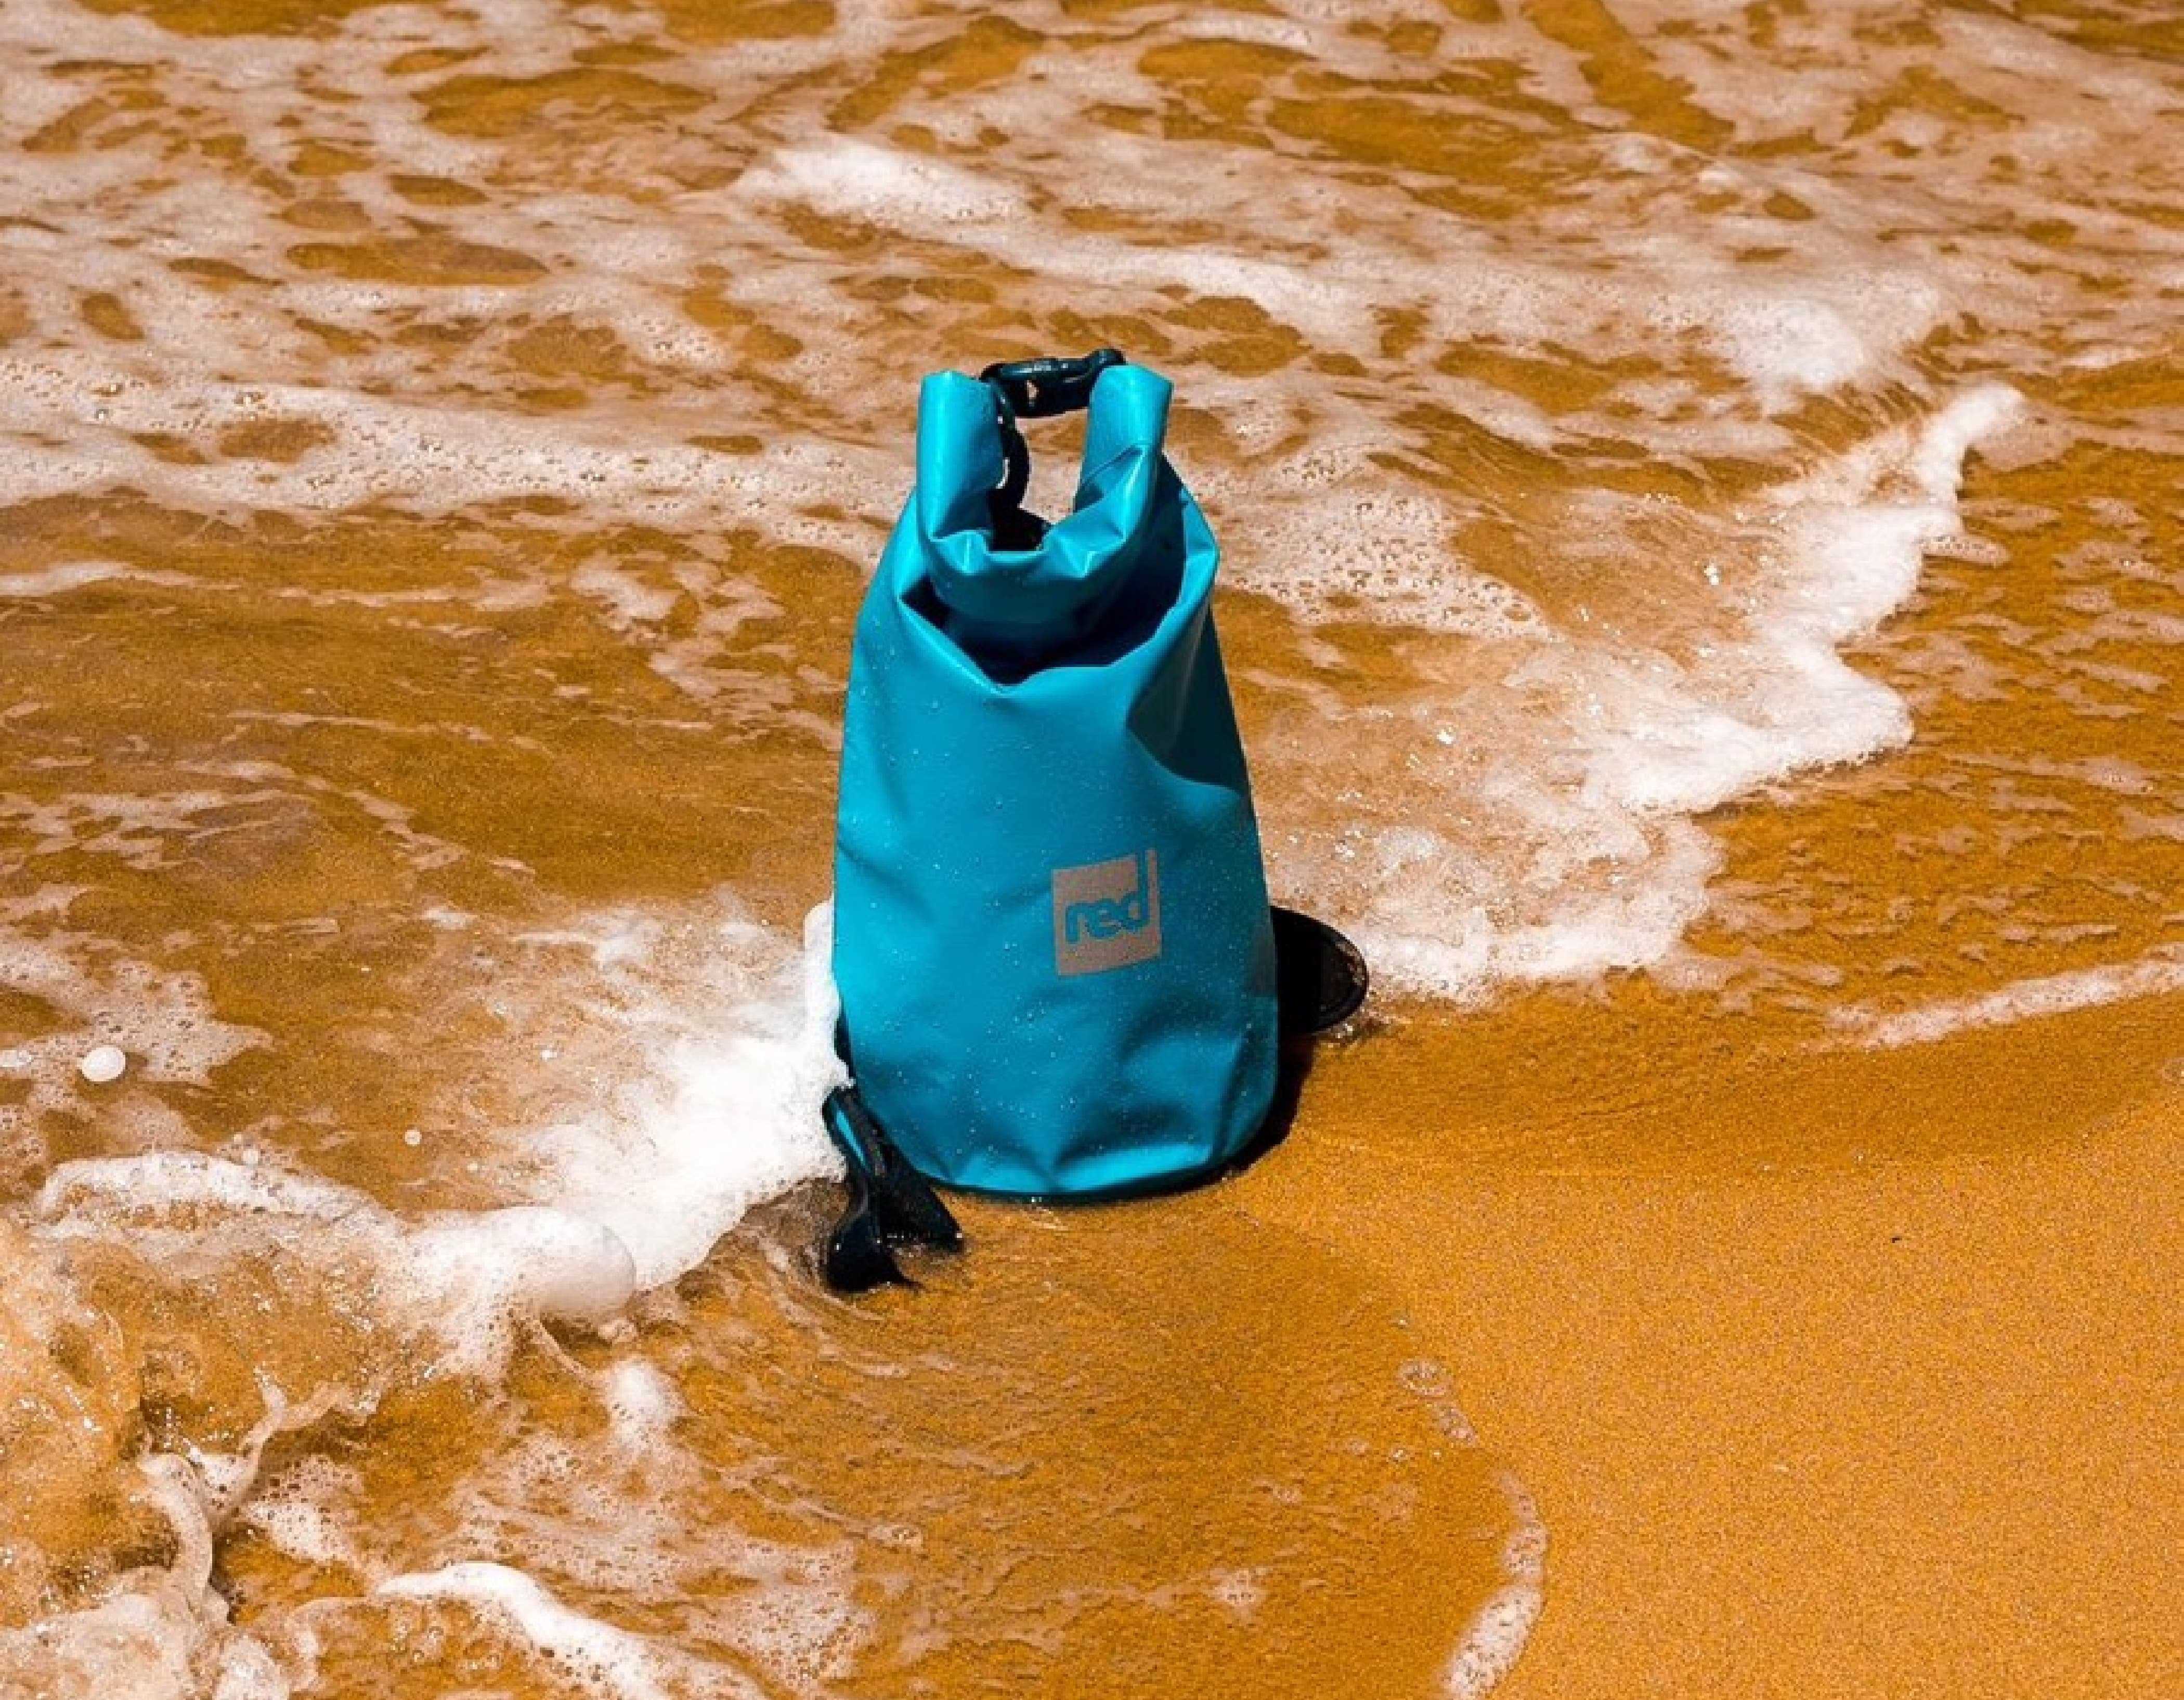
[818,1084,963,1292]
[978,348,1125,552]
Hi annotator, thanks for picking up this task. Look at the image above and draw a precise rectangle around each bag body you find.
[831,361,1278,1198]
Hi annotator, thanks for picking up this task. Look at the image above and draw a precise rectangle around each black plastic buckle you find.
[979,348,1125,421]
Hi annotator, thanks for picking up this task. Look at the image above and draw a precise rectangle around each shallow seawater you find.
[1,1,2179,1694]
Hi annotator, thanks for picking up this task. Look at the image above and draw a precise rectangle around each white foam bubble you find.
[601,1358,681,1451]
[1207,1566,1268,1618]
[0,904,268,1168]
[0,560,167,597]
[242,1455,365,1569]
[77,1043,128,1084]
[376,1562,673,1700]
[0,903,266,1086]
[412,1206,639,1331]
[738,139,1030,226]
[1443,1469,1547,1700]
[1832,948,2184,1050]
[508,900,843,1289]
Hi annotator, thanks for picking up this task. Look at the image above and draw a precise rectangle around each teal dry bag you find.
[830,352,1281,1207]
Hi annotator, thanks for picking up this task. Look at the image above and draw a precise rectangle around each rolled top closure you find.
[913,360,1175,633]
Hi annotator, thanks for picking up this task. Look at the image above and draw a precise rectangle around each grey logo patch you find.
[1053,849,1161,976]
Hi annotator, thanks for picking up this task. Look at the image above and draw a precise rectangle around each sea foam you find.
[1334,386,2024,999]
[1832,948,2184,1050]
[376,1564,678,1700]
[31,898,841,1370]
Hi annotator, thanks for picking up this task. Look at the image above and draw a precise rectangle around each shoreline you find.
[1233,982,2184,1699]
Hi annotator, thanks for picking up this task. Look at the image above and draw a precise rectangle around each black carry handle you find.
[981,347,1126,420]
[979,349,1126,542]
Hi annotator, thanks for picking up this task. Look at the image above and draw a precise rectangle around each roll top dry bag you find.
[830,353,1280,1200]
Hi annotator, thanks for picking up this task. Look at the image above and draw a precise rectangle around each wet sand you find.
[1244,986,2182,1699]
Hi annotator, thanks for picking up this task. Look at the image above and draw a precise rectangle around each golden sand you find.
[3,0,2181,1693]
[1256,989,2183,1700]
